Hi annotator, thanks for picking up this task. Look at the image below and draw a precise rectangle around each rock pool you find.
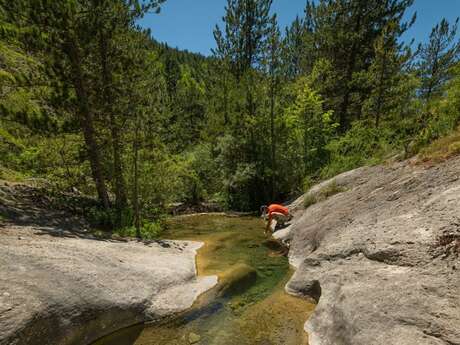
[94,214,315,345]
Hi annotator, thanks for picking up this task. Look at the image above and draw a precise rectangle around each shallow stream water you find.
[94,214,315,345]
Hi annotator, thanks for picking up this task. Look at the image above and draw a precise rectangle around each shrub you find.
[303,180,346,209]
[87,207,117,230]
[303,194,317,208]
[321,121,384,179]
[318,180,346,200]
[114,221,163,240]
[302,176,314,193]
[0,165,27,182]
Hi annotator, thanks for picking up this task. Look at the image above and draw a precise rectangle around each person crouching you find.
[260,204,292,234]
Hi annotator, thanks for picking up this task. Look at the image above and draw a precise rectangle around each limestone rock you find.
[282,156,460,345]
[0,227,217,345]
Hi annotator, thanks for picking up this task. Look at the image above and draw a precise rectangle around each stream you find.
[94,214,315,345]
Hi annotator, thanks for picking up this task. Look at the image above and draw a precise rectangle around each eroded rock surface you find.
[0,225,217,345]
[279,157,460,345]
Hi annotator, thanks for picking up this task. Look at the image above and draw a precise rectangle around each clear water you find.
[94,214,315,345]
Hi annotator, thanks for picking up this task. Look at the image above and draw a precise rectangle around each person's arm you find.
[265,212,272,232]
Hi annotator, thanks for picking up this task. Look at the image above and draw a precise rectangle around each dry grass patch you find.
[418,126,460,164]
[0,166,27,183]
[303,180,347,209]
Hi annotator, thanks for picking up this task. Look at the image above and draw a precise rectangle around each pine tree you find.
[304,0,415,131]
[282,15,306,79]
[263,15,282,199]
[284,78,336,180]
[2,0,165,214]
[18,0,112,209]
[212,0,276,208]
[363,22,413,128]
[120,32,166,236]
[417,18,460,102]
[89,0,165,224]
[213,0,274,78]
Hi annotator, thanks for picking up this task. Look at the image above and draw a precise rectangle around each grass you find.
[418,126,460,164]
[303,194,317,208]
[303,180,347,209]
[90,221,164,240]
[0,166,28,182]
[113,221,164,240]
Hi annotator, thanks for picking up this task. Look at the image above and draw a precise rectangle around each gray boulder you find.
[280,157,460,345]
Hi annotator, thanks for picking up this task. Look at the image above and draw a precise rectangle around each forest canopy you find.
[1,0,460,236]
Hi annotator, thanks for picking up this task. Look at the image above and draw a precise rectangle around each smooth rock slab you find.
[0,226,217,345]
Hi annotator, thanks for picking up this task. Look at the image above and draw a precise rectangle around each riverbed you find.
[94,214,315,345]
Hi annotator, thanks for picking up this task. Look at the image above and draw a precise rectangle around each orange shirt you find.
[267,204,289,222]
[268,204,289,215]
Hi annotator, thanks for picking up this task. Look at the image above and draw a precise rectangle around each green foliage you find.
[417,18,460,101]
[283,78,337,177]
[1,122,91,192]
[304,0,416,131]
[414,64,460,149]
[171,144,218,205]
[0,38,54,132]
[129,143,219,209]
[87,207,121,230]
[321,122,383,178]
[302,176,313,193]
[213,0,274,76]
[1,0,460,226]
[0,165,27,182]
[114,220,163,240]
[99,199,167,239]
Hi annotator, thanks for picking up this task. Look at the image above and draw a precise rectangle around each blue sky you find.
[139,0,460,56]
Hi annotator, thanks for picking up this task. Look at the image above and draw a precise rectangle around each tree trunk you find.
[338,3,363,132]
[133,115,141,239]
[303,113,309,177]
[269,77,276,200]
[375,55,387,128]
[67,39,110,209]
[223,70,229,126]
[99,32,128,220]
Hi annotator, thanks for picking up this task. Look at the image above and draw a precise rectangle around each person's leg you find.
[270,212,288,232]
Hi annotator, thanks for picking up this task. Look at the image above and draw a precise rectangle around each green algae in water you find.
[94,214,314,345]
[163,215,290,308]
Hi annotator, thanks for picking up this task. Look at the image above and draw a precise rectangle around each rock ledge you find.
[280,157,460,345]
[0,225,217,345]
